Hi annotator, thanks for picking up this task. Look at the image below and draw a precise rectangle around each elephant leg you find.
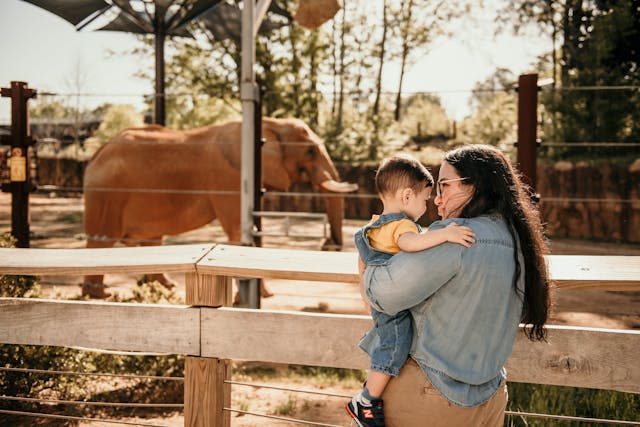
[82,238,115,299]
[134,237,178,290]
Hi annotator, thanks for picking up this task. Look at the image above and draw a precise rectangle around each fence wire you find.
[0,409,171,426]
[223,407,344,427]
[0,395,182,408]
[505,410,640,426]
[27,184,640,206]
[0,366,184,382]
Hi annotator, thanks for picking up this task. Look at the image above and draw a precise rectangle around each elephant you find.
[81,117,358,298]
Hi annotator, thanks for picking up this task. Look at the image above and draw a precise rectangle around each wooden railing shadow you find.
[1,244,639,426]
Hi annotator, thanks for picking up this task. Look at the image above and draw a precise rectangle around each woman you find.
[361,144,551,426]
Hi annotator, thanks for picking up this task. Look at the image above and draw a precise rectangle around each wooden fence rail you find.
[1,244,640,426]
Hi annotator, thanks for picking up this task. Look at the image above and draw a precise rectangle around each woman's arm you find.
[364,241,463,315]
[357,256,371,312]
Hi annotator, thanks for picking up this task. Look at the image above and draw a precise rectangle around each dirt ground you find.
[2,192,640,426]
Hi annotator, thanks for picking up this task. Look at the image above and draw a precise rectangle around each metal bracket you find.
[240,82,259,102]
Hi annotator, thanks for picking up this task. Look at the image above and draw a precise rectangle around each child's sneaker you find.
[346,393,385,427]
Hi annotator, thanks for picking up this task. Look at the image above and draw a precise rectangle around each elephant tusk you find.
[319,179,359,193]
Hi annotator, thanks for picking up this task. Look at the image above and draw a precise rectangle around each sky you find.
[0,0,551,124]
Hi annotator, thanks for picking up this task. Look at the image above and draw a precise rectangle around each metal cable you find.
[35,186,377,199]
[0,395,182,409]
[36,85,640,99]
[264,191,378,199]
[35,138,322,147]
[540,197,634,204]
[0,367,184,382]
[540,142,640,147]
[29,185,637,205]
[544,85,640,91]
[506,410,640,425]
[0,409,171,426]
[83,187,241,195]
[223,407,344,427]
[225,380,352,399]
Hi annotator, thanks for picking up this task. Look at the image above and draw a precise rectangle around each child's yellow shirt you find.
[366,214,420,254]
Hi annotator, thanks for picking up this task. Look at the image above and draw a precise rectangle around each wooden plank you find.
[184,357,231,427]
[201,307,371,369]
[0,298,200,355]
[197,246,640,291]
[201,308,640,393]
[546,255,640,290]
[197,245,359,283]
[507,325,640,394]
[0,243,638,291]
[185,272,232,307]
[0,244,214,276]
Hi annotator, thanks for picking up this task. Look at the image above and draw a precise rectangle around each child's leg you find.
[364,370,392,399]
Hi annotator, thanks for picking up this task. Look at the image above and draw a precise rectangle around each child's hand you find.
[445,222,475,248]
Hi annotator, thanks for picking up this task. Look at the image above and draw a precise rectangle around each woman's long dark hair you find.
[444,145,551,341]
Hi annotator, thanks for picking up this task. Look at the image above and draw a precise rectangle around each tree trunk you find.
[331,18,338,117]
[394,0,414,122]
[370,0,388,159]
[336,0,347,135]
[308,31,319,128]
[289,27,302,118]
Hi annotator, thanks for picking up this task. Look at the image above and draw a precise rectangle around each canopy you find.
[22,0,289,124]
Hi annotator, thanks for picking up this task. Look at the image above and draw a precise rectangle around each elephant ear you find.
[261,129,292,191]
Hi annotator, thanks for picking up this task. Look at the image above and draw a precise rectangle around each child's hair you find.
[375,153,433,196]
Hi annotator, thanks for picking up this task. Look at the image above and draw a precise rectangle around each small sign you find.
[10,147,27,182]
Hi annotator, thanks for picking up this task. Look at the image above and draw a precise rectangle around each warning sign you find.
[10,148,27,182]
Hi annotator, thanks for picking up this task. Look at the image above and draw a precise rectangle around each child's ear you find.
[401,188,413,203]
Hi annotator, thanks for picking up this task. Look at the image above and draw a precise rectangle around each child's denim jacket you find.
[354,212,422,266]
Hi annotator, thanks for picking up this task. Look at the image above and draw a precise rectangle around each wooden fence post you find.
[184,356,231,427]
[1,81,37,248]
[185,272,232,427]
[516,73,539,194]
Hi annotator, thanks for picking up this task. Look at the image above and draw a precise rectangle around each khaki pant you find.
[381,359,508,427]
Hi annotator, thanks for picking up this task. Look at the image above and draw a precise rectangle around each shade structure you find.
[21,0,290,125]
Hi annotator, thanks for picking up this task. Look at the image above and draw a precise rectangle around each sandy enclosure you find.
[1,192,639,426]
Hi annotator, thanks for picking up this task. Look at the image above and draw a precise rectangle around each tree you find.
[389,0,471,122]
[500,0,640,157]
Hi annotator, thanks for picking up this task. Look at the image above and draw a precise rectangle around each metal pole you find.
[154,25,166,125]
[517,73,538,193]
[254,85,263,248]
[239,0,260,308]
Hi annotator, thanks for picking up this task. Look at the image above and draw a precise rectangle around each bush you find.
[507,382,640,426]
[0,240,184,422]
[0,234,39,298]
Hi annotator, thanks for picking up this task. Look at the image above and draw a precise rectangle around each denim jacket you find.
[362,214,525,407]
[354,212,422,266]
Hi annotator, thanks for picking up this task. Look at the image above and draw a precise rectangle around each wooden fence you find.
[1,244,639,426]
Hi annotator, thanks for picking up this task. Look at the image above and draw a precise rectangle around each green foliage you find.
[501,0,640,160]
[131,279,184,305]
[0,233,39,298]
[0,246,184,421]
[274,394,297,416]
[398,94,451,140]
[507,382,640,426]
[457,92,517,151]
[93,104,145,144]
[29,99,76,120]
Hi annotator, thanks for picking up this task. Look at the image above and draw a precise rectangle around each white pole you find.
[240,0,256,246]
[239,0,261,308]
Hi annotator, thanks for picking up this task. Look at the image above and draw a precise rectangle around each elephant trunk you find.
[321,190,345,250]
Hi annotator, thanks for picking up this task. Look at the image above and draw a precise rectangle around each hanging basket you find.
[293,0,342,29]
